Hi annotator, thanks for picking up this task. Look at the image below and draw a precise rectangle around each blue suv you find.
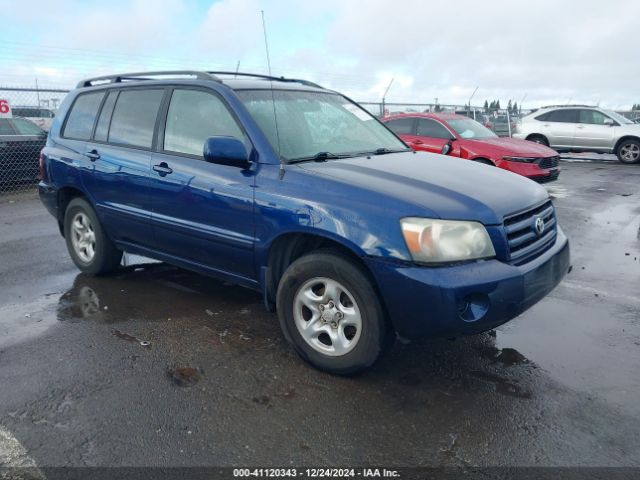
[39,71,570,374]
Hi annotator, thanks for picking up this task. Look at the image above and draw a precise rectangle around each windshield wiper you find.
[357,147,411,156]
[288,152,349,164]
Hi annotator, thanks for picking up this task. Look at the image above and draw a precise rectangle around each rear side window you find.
[164,89,243,156]
[94,91,118,142]
[385,118,415,135]
[417,119,452,139]
[63,92,105,140]
[0,119,16,135]
[12,118,43,135]
[535,112,550,121]
[545,109,578,123]
[108,89,164,148]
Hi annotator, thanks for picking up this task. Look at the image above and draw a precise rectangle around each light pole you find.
[381,78,394,117]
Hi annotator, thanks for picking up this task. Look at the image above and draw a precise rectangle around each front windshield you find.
[605,110,633,125]
[237,90,408,162]
[447,118,497,140]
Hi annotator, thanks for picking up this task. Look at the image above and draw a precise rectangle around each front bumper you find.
[365,228,570,339]
[496,159,560,182]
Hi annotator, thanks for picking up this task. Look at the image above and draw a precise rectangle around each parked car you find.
[382,113,561,182]
[513,105,640,164]
[39,71,570,374]
[11,106,56,131]
[0,117,47,186]
[489,114,516,137]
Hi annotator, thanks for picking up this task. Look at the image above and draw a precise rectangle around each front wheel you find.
[276,251,392,375]
[527,135,549,146]
[616,139,640,164]
[64,197,122,275]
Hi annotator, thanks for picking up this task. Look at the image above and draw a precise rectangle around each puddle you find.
[496,297,640,415]
[470,370,532,399]
[167,366,203,387]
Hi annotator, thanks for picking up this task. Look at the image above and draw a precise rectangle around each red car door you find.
[415,118,456,154]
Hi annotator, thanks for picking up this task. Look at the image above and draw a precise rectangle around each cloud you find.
[1,0,639,108]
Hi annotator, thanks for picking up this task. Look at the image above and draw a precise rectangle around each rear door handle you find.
[85,150,100,161]
[153,162,173,176]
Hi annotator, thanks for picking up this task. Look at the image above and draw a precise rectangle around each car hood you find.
[297,151,549,225]
[463,137,558,157]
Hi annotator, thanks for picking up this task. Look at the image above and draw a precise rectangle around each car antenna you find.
[260,9,284,179]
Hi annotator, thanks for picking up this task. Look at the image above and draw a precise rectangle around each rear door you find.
[415,118,454,154]
[148,87,256,280]
[82,88,164,246]
[538,109,578,148]
[575,109,616,150]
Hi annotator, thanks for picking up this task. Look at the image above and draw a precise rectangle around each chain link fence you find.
[1,85,639,195]
[1,87,69,193]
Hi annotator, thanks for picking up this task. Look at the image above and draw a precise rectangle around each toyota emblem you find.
[534,217,545,235]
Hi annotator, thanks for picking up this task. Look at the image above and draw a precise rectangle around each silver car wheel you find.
[293,277,362,357]
[620,143,640,162]
[70,212,96,263]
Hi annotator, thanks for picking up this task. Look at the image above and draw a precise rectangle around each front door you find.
[574,109,616,150]
[415,118,455,154]
[149,88,256,280]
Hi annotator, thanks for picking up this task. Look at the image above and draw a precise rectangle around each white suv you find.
[513,106,640,164]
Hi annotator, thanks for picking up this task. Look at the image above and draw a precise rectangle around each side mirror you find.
[441,141,452,155]
[603,118,615,127]
[203,136,250,168]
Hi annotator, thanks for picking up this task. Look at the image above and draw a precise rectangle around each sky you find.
[0,0,638,109]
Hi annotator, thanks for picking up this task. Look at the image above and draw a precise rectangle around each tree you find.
[513,101,518,114]
[507,99,512,113]
[496,100,501,110]
[484,100,489,112]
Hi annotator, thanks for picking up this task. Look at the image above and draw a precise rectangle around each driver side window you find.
[578,110,610,125]
[164,89,244,157]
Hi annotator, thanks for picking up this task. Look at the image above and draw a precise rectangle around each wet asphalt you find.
[0,159,639,468]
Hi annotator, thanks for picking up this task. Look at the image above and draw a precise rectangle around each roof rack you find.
[77,71,222,88]
[208,71,324,89]
[541,104,595,108]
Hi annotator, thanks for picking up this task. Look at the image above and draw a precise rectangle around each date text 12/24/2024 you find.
[233,469,400,478]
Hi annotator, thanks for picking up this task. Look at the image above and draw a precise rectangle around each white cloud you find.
[1,0,639,108]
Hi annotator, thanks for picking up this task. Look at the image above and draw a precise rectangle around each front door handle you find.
[413,139,424,144]
[153,162,173,176]
[85,150,100,161]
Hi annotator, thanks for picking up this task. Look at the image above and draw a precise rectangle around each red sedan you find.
[382,113,560,182]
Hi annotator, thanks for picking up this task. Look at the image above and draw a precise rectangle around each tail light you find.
[39,149,45,180]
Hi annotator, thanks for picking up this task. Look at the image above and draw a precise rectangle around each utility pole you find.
[35,78,40,106]
[260,10,272,76]
[468,86,478,111]
[235,61,240,78]
[382,78,394,117]
[519,93,527,114]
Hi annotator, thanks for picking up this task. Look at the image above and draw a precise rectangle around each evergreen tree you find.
[507,99,512,113]
[484,100,489,112]
[513,101,518,114]
[496,100,501,110]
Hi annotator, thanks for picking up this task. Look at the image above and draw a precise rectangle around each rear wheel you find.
[64,197,122,275]
[527,135,549,146]
[616,139,640,164]
[276,251,392,375]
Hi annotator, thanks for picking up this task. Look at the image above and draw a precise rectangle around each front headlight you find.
[400,218,496,263]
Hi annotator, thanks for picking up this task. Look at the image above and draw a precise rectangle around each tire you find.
[527,135,549,146]
[64,197,122,275]
[473,158,494,166]
[276,250,392,375]
[616,139,640,164]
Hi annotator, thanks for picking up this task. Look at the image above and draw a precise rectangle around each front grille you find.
[538,156,559,169]
[504,201,557,265]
